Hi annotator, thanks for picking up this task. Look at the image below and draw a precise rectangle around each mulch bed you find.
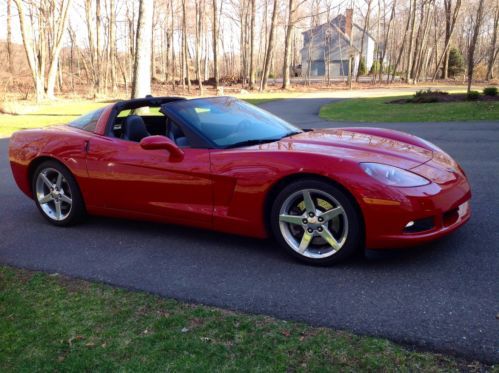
[389,93,499,104]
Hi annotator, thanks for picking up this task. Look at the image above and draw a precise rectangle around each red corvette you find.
[9,96,471,264]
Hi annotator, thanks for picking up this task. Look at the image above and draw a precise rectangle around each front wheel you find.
[270,179,363,265]
[32,160,85,226]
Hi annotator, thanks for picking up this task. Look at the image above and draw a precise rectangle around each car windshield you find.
[165,96,302,148]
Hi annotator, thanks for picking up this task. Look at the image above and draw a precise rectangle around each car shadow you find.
[80,213,442,269]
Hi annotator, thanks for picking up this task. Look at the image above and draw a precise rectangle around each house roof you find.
[302,14,376,42]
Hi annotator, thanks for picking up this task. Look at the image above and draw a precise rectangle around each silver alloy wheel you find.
[35,167,73,221]
[278,188,349,259]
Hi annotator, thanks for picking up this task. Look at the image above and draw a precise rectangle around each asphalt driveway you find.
[1,98,498,363]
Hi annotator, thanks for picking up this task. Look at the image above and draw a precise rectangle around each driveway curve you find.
[1,97,498,363]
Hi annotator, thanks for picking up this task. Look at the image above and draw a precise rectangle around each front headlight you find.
[360,163,430,187]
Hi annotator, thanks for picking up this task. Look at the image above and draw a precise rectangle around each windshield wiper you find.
[224,138,282,149]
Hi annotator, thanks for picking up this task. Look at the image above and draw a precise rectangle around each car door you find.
[85,134,213,225]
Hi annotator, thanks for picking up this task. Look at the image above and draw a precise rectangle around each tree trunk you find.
[212,0,219,89]
[170,1,176,90]
[7,0,13,73]
[110,0,117,91]
[46,0,73,99]
[260,0,278,91]
[405,0,417,82]
[390,1,413,83]
[12,0,46,101]
[249,0,256,89]
[356,0,372,82]
[132,0,154,98]
[381,0,396,83]
[181,0,191,92]
[282,0,295,89]
[195,0,204,94]
[486,4,499,80]
[467,0,485,94]
[432,0,461,81]
[96,0,103,93]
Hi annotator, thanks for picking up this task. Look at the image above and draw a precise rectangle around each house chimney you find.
[345,8,353,37]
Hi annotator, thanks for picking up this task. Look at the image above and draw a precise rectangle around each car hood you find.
[256,128,434,169]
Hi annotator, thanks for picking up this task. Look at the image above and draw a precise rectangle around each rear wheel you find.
[270,179,362,265]
[32,160,85,226]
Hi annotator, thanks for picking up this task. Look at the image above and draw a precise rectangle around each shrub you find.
[369,61,381,75]
[467,91,481,100]
[483,87,498,96]
[412,89,448,103]
[358,58,367,76]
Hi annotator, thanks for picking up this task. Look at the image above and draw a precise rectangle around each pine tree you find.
[448,48,464,77]
[358,58,367,76]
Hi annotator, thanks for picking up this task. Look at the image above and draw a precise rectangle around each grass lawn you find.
[0,265,491,371]
[0,101,108,138]
[319,95,499,123]
[0,97,280,138]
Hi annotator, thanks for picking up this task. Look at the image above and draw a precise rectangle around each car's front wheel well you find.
[263,173,365,243]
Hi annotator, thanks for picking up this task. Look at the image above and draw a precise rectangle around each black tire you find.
[32,160,86,226]
[270,179,363,265]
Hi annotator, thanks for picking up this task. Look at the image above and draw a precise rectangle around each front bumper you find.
[360,173,471,249]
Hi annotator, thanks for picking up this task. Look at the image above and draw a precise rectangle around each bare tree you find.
[7,0,13,73]
[282,0,306,89]
[195,0,205,93]
[260,0,279,91]
[282,0,295,89]
[405,0,417,82]
[443,0,462,78]
[433,0,461,80]
[46,0,73,98]
[132,0,154,98]
[13,0,72,101]
[467,0,485,93]
[181,0,191,92]
[212,0,219,89]
[249,0,256,89]
[486,2,499,80]
[356,0,373,82]
[109,0,117,91]
[380,0,397,83]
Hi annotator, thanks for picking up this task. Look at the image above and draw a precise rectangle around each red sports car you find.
[9,96,471,265]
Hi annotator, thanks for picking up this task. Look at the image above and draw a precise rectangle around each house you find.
[300,9,376,78]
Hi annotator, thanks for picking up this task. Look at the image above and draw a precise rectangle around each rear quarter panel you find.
[9,127,93,200]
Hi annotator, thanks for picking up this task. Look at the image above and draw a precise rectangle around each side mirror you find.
[139,135,184,161]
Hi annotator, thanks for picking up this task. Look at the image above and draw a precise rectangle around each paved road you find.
[1,98,498,363]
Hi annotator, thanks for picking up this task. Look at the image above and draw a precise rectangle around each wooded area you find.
[0,0,498,101]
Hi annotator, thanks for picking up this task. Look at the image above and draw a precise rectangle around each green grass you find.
[244,98,277,105]
[319,95,499,123]
[0,265,490,371]
[0,101,107,138]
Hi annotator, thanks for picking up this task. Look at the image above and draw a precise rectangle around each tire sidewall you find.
[270,179,363,265]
